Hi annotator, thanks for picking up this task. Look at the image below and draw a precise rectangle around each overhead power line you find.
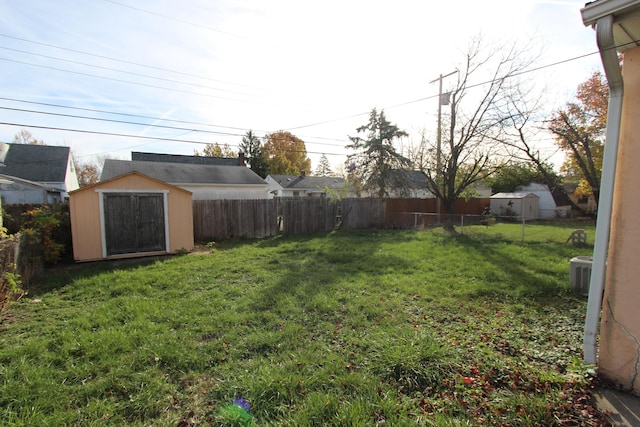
[0,121,346,157]
[0,105,349,148]
[0,96,253,131]
[0,34,295,96]
[101,0,249,40]
[0,46,277,100]
[286,48,604,131]
[0,57,296,108]
[0,97,348,147]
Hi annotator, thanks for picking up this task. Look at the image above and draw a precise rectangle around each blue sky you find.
[0,0,603,171]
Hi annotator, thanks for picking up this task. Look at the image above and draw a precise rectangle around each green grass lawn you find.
[0,222,607,426]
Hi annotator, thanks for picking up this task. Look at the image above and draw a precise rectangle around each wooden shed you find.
[69,172,194,262]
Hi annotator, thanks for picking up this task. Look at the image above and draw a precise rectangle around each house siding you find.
[599,46,640,392]
[1,183,62,204]
[177,184,268,200]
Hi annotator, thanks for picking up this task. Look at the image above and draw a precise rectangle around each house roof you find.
[390,170,429,188]
[491,192,539,199]
[131,151,240,166]
[101,159,266,185]
[268,174,347,190]
[0,143,71,182]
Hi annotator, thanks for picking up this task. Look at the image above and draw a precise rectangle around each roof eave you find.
[582,0,640,52]
[582,0,640,26]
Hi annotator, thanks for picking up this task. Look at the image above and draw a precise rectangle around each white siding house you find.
[266,174,355,198]
[0,174,65,204]
[0,142,79,200]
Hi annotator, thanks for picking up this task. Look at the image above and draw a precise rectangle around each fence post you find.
[521,216,525,243]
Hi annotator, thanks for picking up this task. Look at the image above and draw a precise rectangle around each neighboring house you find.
[517,183,570,218]
[69,172,194,262]
[101,159,268,200]
[468,181,492,198]
[266,173,356,198]
[489,192,539,220]
[0,174,65,204]
[356,169,433,198]
[131,151,246,167]
[563,183,597,214]
[0,142,79,200]
[581,0,640,393]
[384,170,434,199]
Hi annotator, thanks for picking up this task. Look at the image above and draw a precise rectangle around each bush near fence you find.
[0,233,44,309]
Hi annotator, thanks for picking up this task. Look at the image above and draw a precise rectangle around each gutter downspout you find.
[584,15,624,365]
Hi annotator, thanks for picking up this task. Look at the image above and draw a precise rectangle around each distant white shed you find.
[490,192,539,220]
[517,183,564,218]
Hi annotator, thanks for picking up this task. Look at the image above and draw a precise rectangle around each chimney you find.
[300,170,306,177]
[238,152,245,166]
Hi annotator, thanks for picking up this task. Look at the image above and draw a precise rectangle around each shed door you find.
[104,193,166,255]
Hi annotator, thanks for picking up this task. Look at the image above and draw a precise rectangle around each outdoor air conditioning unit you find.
[570,256,593,295]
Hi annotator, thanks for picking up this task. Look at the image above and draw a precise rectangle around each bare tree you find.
[12,129,44,145]
[422,37,536,229]
[497,83,563,191]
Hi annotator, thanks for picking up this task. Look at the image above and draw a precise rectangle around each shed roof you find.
[101,159,266,185]
[0,143,71,182]
[491,192,539,199]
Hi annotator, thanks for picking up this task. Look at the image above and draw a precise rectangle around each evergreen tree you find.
[314,154,333,176]
[346,108,410,198]
[239,130,269,178]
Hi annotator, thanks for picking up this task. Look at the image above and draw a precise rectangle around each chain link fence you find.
[398,212,596,244]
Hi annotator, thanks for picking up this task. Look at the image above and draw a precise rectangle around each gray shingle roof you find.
[131,151,238,166]
[269,174,347,190]
[101,160,266,185]
[1,143,71,182]
[390,170,428,188]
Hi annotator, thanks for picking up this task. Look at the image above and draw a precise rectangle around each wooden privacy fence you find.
[193,198,386,242]
[193,199,279,241]
[192,197,488,242]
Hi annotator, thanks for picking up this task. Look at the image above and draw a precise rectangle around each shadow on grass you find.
[250,229,418,313]
[27,254,182,297]
[450,231,590,301]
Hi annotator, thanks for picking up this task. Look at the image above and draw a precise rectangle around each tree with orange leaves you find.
[263,131,311,176]
[549,71,608,205]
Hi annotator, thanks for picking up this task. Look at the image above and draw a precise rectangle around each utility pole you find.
[429,70,457,223]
